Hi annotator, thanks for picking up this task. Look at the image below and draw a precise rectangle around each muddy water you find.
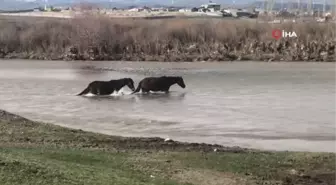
[0,60,335,152]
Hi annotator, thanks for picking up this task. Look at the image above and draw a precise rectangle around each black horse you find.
[77,78,135,96]
[131,76,186,94]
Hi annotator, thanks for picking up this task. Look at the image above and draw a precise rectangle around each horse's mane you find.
[161,76,182,79]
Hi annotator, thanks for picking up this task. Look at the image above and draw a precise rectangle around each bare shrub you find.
[0,14,335,61]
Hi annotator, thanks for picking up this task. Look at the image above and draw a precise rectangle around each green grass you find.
[0,147,185,185]
[0,111,335,185]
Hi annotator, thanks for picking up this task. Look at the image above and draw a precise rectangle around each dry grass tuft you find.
[0,15,335,61]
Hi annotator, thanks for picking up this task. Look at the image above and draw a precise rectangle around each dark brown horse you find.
[77,78,135,96]
[131,76,186,94]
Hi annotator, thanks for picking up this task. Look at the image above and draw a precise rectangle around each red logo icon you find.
[272,29,282,40]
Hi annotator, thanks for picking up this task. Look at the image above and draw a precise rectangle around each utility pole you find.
[268,0,275,12]
[307,0,312,13]
[263,0,274,14]
[323,0,326,15]
[297,0,304,17]
[334,0,336,16]
[44,0,48,11]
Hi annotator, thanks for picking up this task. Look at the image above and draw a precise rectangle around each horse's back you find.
[89,81,111,88]
[142,77,166,83]
[141,77,161,85]
[141,77,171,91]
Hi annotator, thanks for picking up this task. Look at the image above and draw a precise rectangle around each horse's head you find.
[176,76,186,88]
[125,78,135,91]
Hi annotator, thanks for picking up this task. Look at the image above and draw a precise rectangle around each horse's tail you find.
[131,81,142,94]
[77,86,90,96]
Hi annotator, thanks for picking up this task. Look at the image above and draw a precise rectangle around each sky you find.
[1,0,335,10]
[7,0,336,4]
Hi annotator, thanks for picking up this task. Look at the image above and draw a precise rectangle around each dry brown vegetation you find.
[0,14,335,62]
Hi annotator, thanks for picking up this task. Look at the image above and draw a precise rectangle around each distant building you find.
[191,7,199,12]
[179,8,191,12]
[200,2,221,12]
[128,7,151,12]
[128,8,141,12]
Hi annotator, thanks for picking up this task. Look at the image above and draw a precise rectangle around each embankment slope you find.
[0,109,335,185]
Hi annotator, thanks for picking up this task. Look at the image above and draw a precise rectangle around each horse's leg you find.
[99,89,107,95]
[164,87,170,94]
[142,88,150,94]
[106,89,114,95]
[115,88,123,95]
[115,88,124,95]
[91,87,98,95]
[101,85,114,95]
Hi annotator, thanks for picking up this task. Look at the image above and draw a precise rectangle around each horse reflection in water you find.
[82,93,137,102]
[134,92,186,102]
[83,92,187,103]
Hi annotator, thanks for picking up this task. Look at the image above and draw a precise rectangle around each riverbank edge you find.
[2,108,336,154]
[1,53,335,62]
[0,109,248,153]
[1,109,335,185]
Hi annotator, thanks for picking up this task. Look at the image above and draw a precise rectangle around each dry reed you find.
[0,14,335,61]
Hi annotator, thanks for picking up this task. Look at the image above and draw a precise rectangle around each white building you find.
[200,2,221,12]
[179,8,191,12]
[128,8,143,12]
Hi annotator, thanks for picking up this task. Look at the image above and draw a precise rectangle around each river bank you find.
[0,15,335,62]
[0,109,335,185]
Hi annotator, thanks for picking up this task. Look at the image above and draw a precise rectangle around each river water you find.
[0,60,335,152]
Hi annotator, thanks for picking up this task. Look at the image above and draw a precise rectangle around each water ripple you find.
[0,60,335,152]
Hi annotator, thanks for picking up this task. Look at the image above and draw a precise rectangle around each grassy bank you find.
[0,109,335,185]
[0,15,335,62]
